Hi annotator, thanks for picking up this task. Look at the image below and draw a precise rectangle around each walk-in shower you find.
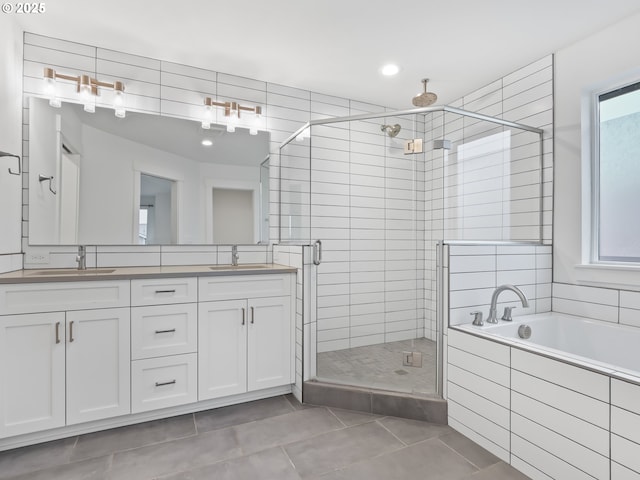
[278,106,543,400]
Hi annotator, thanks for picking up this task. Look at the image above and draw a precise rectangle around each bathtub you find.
[456,312,640,377]
[450,312,640,479]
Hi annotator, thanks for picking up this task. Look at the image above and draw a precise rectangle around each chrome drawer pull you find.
[155,289,176,294]
[155,380,176,387]
[69,320,75,342]
[55,322,61,344]
[250,306,255,324]
[154,328,176,334]
[242,307,246,325]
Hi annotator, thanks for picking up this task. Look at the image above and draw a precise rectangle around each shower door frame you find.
[278,106,544,398]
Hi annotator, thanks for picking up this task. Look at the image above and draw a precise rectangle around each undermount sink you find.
[28,269,116,276]
[209,265,269,271]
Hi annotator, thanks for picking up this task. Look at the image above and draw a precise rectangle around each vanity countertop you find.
[0,264,298,284]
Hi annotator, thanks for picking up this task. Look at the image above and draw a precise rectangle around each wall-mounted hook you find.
[38,174,57,195]
[0,151,21,176]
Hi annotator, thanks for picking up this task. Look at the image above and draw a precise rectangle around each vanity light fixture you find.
[202,97,262,134]
[43,67,126,118]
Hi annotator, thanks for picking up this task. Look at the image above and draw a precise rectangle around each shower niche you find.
[278,106,544,398]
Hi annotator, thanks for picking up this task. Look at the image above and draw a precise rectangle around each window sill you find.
[575,263,640,291]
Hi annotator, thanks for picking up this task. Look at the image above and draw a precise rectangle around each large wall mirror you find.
[28,97,271,245]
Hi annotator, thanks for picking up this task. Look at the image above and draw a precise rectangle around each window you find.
[594,80,640,263]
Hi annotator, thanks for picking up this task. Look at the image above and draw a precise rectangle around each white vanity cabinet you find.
[0,312,66,437]
[65,307,130,425]
[0,268,296,448]
[198,274,293,401]
[130,278,198,413]
[0,281,130,438]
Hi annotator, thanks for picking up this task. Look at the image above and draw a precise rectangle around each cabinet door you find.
[247,296,292,391]
[198,300,247,400]
[66,308,130,425]
[0,312,66,438]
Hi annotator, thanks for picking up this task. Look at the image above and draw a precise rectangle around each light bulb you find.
[79,75,94,113]
[202,104,212,129]
[43,68,60,108]
[250,106,261,135]
[113,82,125,107]
[79,75,92,99]
[226,102,238,133]
[44,76,56,96]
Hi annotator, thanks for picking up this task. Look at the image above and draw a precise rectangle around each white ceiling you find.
[15,0,640,109]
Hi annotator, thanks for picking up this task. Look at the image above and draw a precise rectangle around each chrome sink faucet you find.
[76,245,87,270]
[486,284,529,323]
[231,245,239,266]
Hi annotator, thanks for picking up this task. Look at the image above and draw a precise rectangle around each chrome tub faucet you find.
[486,284,529,324]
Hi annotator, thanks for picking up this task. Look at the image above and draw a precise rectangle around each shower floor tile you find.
[316,338,437,396]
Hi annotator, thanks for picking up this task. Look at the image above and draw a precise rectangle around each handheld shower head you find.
[381,124,401,137]
[412,79,437,107]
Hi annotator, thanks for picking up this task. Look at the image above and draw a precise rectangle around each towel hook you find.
[38,174,57,195]
[0,151,21,176]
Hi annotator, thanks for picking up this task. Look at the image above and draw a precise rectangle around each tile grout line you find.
[374,419,408,447]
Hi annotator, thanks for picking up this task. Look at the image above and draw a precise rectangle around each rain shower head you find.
[381,124,401,137]
[412,78,437,107]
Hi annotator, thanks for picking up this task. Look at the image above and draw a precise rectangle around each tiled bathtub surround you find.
[447,326,640,480]
[552,282,640,327]
[446,244,552,326]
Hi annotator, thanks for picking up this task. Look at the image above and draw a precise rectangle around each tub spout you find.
[487,284,529,324]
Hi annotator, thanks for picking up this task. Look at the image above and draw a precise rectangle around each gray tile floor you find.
[317,338,437,395]
[0,395,530,479]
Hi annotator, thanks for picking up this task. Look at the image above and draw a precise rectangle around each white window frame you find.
[591,79,640,265]
[576,68,640,289]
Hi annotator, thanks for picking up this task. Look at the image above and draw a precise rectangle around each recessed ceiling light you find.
[201,139,213,146]
[381,64,399,76]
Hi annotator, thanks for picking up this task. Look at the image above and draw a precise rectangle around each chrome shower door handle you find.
[313,240,322,266]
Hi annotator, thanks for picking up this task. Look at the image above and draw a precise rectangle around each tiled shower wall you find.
[308,116,426,353]
[279,55,554,353]
[423,54,554,340]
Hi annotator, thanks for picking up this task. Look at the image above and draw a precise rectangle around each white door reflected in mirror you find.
[211,188,254,244]
[138,174,177,245]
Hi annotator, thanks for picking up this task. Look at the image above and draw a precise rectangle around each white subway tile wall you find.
[448,245,552,326]
[273,244,304,402]
[448,329,625,479]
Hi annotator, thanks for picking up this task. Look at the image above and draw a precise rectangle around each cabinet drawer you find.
[0,281,130,314]
[199,274,291,302]
[131,354,197,413]
[131,304,197,360]
[131,278,197,306]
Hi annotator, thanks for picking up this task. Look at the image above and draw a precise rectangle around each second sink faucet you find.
[231,245,239,266]
[486,284,529,323]
[76,245,87,270]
